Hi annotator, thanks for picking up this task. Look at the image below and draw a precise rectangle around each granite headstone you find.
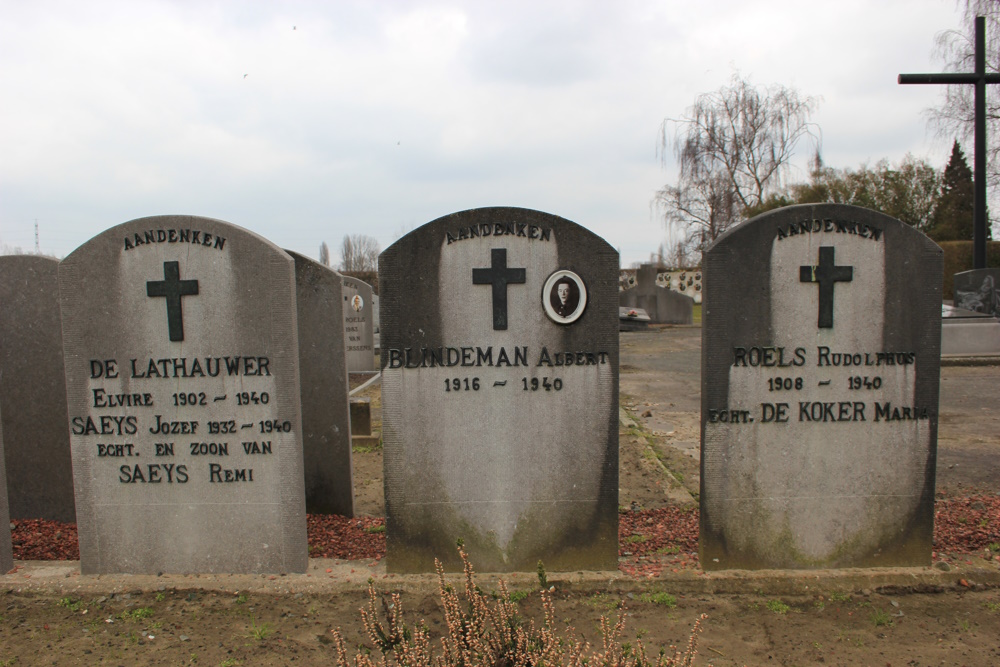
[619,264,694,324]
[953,268,1000,317]
[289,252,354,516]
[59,216,308,574]
[0,255,76,522]
[0,415,12,574]
[701,204,941,569]
[380,207,619,573]
[342,277,375,372]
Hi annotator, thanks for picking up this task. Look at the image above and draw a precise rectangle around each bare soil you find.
[2,327,999,666]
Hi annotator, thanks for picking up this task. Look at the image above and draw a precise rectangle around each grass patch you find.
[766,599,790,615]
[584,593,620,611]
[624,534,648,544]
[656,545,681,555]
[870,609,893,627]
[247,617,272,641]
[364,524,386,534]
[639,592,677,607]
[508,590,530,604]
[119,608,154,622]
[829,592,852,602]
[57,597,85,612]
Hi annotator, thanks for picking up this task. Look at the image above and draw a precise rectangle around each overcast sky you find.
[0,0,969,265]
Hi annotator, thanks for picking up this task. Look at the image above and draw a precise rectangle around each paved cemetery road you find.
[3,326,1000,666]
[620,326,1000,497]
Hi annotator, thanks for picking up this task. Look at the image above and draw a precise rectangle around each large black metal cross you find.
[147,261,199,341]
[472,248,525,330]
[899,15,1000,269]
[800,246,853,329]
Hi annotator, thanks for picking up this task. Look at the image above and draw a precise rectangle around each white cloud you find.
[0,0,968,262]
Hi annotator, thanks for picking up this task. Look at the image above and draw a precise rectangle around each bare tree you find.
[319,241,330,266]
[656,73,820,253]
[339,234,380,272]
[927,1,1000,192]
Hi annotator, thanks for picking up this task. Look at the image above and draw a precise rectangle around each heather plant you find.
[332,544,707,667]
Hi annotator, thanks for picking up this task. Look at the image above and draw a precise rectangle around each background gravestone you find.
[288,251,354,516]
[59,215,307,574]
[701,204,941,570]
[619,264,694,324]
[0,416,12,574]
[953,268,1000,317]
[342,277,375,372]
[380,207,619,573]
[0,255,76,522]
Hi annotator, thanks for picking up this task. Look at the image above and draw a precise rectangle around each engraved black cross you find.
[146,261,199,341]
[472,248,525,330]
[799,246,852,329]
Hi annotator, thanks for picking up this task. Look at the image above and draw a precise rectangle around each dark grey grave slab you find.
[619,306,651,332]
[380,207,619,573]
[59,216,308,574]
[288,252,354,517]
[0,415,12,573]
[619,264,694,324]
[0,255,75,522]
[342,277,375,372]
[953,268,1000,317]
[701,204,941,569]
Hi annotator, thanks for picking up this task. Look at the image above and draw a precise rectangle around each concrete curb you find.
[5,559,998,598]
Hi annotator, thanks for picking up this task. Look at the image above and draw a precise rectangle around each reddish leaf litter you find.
[8,495,999,579]
[10,518,79,561]
[619,507,699,578]
[933,494,1000,565]
[306,514,385,560]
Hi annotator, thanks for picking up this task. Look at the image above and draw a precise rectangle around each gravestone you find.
[619,264,693,324]
[288,252,354,517]
[342,277,375,372]
[380,207,619,573]
[0,415,12,574]
[701,204,941,569]
[0,255,76,522]
[658,269,703,304]
[953,268,1000,317]
[59,216,308,574]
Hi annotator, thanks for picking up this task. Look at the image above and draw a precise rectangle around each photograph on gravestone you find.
[342,277,375,372]
[701,204,942,570]
[0,416,12,574]
[287,251,354,517]
[58,216,307,574]
[380,207,619,573]
[0,255,76,522]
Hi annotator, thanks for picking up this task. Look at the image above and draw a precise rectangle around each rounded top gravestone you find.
[59,216,307,574]
[701,203,942,570]
[379,207,619,573]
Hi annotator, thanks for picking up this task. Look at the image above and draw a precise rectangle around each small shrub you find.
[536,560,548,589]
[331,545,708,667]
